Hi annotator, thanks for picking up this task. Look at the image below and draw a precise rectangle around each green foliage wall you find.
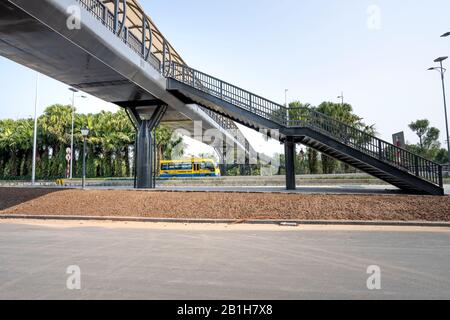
[0,105,183,180]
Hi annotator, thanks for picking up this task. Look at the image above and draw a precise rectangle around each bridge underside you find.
[0,0,206,133]
[0,0,256,188]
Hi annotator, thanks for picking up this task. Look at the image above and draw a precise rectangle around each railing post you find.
[378,140,383,160]
[439,165,443,188]
[220,82,223,100]
[162,41,167,75]
[141,16,146,57]
[182,65,185,82]
[414,156,419,176]
[102,5,106,25]
[113,0,119,34]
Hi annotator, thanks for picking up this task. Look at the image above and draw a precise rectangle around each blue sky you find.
[1,0,450,155]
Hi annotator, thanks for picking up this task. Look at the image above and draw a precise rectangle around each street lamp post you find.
[68,88,86,179]
[31,73,39,185]
[428,56,450,170]
[69,88,77,180]
[81,127,90,189]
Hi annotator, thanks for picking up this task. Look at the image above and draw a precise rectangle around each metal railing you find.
[290,109,443,186]
[166,62,443,188]
[168,61,287,126]
[77,0,164,71]
[201,107,237,130]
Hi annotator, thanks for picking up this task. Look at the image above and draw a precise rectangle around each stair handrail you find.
[166,62,443,187]
[288,107,443,187]
[167,61,287,125]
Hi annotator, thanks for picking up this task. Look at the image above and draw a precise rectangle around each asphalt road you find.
[1,221,450,300]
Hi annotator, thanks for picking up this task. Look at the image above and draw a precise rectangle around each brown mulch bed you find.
[0,188,449,221]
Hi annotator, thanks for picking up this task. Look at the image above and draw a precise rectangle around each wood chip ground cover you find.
[0,188,449,221]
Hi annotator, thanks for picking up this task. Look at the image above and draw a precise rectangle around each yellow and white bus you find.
[160,158,221,178]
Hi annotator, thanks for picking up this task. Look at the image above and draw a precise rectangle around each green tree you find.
[315,102,374,174]
[408,119,442,160]
[307,147,320,174]
[409,120,430,149]
[434,148,449,164]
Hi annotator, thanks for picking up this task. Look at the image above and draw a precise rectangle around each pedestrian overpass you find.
[0,0,444,195]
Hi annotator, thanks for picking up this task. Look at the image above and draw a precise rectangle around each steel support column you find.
[136,120,152,189]
[135,105,167,189]
[285,136,296,190]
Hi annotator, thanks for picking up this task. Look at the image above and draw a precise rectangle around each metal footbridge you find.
[0,0,444,195]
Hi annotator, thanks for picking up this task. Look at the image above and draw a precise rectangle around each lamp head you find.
[81,127,90,137]
[434,56,448,63]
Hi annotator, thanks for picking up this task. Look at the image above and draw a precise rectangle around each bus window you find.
[181,163,192,170]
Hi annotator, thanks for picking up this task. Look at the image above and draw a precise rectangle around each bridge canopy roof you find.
[101,0,185,65]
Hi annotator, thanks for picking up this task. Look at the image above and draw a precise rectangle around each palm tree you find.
[39,104,73,177]
[0,118,34,177]
[0,106,183,180]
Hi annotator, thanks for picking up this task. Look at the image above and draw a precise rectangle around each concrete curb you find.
[1,214,450,228]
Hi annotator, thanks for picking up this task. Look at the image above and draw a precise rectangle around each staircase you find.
[166,62,444,195]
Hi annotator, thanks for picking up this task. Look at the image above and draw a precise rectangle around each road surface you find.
[0,220,449,300]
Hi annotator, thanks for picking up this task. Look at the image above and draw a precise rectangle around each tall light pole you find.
[68,88,86,179]
[81,127,90,189]
[441,32,450,171]
[68,88,77,179]
[428,56,450,170]
[31,73,39,185]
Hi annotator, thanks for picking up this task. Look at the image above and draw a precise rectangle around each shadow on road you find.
[0,187,63,212]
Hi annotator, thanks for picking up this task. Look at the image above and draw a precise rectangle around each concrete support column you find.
[136,120,153,189]
[285,136,296,190]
